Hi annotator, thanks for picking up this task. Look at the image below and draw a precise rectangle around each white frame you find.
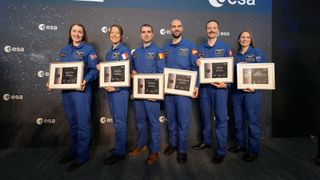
[164,68,197,97]
[237,63,275,90]
[48,61,84,89]
[199,57,233,83]
[99,60,130,87]
[133,73,164,100]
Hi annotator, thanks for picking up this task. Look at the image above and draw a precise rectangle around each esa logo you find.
[101,26,111,33]
[37,70,49,78]
[159,116,167,123]
[160,28,171,36]
[209,0,255,8]
[2,94,23,101]
[38,24,58,31]
[4,46,24,53]
[36,118,56,125]
[100,117,113,124]
[219,31,230,37]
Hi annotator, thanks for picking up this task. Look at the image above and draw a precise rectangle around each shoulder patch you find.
[192,48,198,55]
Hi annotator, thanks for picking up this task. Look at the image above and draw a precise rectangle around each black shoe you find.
[177,153,187,164]
[109,147,115,152]
[228,147,246,153]
[192,143,212,150]
[104,155,125,166]
[163,144,177,156]
[211,154,225,165]
[59,154,74,164]
[242,153,257,162]
[312,158,320,167]
[67,161,84,172]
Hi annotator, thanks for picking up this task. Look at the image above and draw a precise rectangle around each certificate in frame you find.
[237,63,275,90]
[133,73,164,100]
[48,61,84,89]
[199,57,233,83]
[99,60,130,87]
[164,68,197,97]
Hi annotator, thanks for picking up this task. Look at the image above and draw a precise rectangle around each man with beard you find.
[162,19,198,164]
[192,20,232,165]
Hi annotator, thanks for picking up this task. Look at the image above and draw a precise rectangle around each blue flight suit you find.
[232,46,265,156]
[60,42,99,163]
[105,43,131,155]
[132,43,165,153]
[163,39,198,153]
[198,40,232,156]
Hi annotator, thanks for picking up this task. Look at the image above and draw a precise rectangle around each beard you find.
[172,31,182,39]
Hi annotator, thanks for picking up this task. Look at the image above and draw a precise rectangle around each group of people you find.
[48,18,268,172]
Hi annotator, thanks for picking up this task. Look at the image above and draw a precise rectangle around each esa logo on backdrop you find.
[3,45,24,53]
[36,118,56,125]
[219,31,230,37]
[100,117,113,124]
[38,24,58,31]
[159,28,171,36]
[101,26,111,33]
[209,0,255,7]
[2,94,24,101]
[37,70,49,78]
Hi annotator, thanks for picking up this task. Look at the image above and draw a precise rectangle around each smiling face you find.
[239,31,252,48]
[170,19,183,39]
[109,26,122,44]
[70,25,84,44]
[140,26,153,44]
[206,21,219,39]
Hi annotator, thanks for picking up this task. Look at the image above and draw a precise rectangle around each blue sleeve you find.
[156,49,165,73]
[189,45,199,88]
[224,45,233,88]
[131,51,136,72]
[84,47,99,82]
[225,45,233,57]
[255,48,266,63]
[115,48,131,92]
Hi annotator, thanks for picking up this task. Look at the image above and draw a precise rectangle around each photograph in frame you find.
[99,60,130,87]
[48,61,84,89]
[164,68,197,97]
[199,57,233,83]
[237,63,275,90]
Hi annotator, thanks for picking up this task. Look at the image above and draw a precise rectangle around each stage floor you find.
[0,138,319,180]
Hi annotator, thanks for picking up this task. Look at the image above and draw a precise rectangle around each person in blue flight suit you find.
[47,23,99,171]
[192,20,233,165]
[100,25,132,166]
[229,29,265,162]
[162,19,199,164]
[129,24,165,165]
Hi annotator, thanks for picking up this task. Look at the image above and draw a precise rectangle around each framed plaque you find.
[99,60,130,87]
[48,61,84,89]
[199,57,233,83]
[133,73,164,100]
[237,63,275,90]
[164,68,197,97]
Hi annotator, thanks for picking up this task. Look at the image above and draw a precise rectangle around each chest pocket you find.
[73,51,85,60]
[111,52,121,60]
[146,52,156,60]
[179,48,189,56]
[215,49,225,57]
[245,54,255,63]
